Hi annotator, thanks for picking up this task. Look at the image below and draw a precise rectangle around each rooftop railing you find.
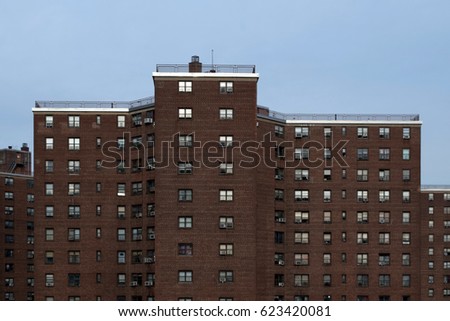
[421,185,450,191]
[262,111,420,122]
[156,64,256,73]
[34,96,155,109]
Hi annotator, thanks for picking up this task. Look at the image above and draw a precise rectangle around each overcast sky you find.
[1,0,449,184]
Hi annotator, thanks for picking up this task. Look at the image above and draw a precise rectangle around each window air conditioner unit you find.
[144,281,154,286]
[276,218,286,223]
[295,260,303,266]
[135,212,142,218]
[148,211,155,217]
[278,260,285,266]
[118,213,125,219]
[134,120,142,126]
[219,277,227,283]
[130,281,138,287]
[149,234,155,240]
[144,118,153,124]
[219,223,227,229]
[144,257,154,264]
[45,282,53,287]
[278,282,285,287]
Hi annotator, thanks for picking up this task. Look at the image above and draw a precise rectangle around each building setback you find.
[1,56,448,300]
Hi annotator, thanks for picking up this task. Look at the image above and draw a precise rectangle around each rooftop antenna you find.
[210,49,216,73]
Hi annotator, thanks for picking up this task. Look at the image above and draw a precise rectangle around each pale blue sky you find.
[1,0,449,183]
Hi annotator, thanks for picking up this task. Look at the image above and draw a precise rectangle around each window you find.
[132,228,143,241]
[178,271,193,282]
[379,232,390,244]
[402,233,411,245]
[131,181,143,195]
[45,183,54,196]
[179,81,192,92]
[403,127,411,139]
[179,135,193,147]
[357,148,368,160]
[274,231,284,244]
[45,228,54,241]
[219,244,234,256]
[178,243,193,256]
[295,211,309,224]
[357,190,368,203]
[295,253,309,266]
[117,251,126,264]
[68,251,80,264]
[45,206,54,218]
[179,189,193,202]
[402,253,411,266]
[357,127,368,138]
[275,189,284,201]
[295,127,309,138]
[68,273,80,287]
[323,233,332,245]
[219,135,233,147]
[403,149,410,160]
[403,191,411,203]
[294,274,309,287]
[379,275,390,287]
[219,271,234,283]
[68,183,80,196]
[357,211,369,224]
[357,253,368,265]
[117,274,126,286]
[403,211,411,223]
[179,216,193,229]
[403,169,411,181]
[219,81,233,93]
[117,228,126,241]
[294,148,309,160]
[379,211,390,224]
[45,251,54,264]
[4,192,13,200]
[379,190,390,203]
[357,274,369,287]
[379,127,390,139]
[324,127,332,137]
[323,168,332,180]
[179,108,192,119]
[323,211,332,223]
[68,205,80,218]
[295,190,309,202]
[377,169,390,181]
[68,228,80,241]
[117,138,125,150]
[117,115,126,128]
[379,148,390,160]
[219,190,233,201]
[295,232,309,244]
[357,232,368,244]
[68,138,80,150]
[45,115,53,128]
[45,274,54,287]
[68,160,80,174]
[117,183,126,196]
[68,115,80,128]
[379,253,390,266]
[178,162,193,174]
[217,217,233,230]
[295,169,309,181]
[445,193,450,201]
[46,138,54,150]
[357,169,368,181]
[219,108,234,120]
[274,125,284,137]
[45,160,54,172]
[323,190,331,202]
[96,115,101,125]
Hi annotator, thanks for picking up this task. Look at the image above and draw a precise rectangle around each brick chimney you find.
[188,55,202,72]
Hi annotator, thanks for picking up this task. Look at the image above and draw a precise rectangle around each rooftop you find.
[34,97,155,111]
[257,106,420,123]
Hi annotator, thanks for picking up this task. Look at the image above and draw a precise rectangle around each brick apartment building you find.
[0,145,35,300]
[2,56,450,300]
